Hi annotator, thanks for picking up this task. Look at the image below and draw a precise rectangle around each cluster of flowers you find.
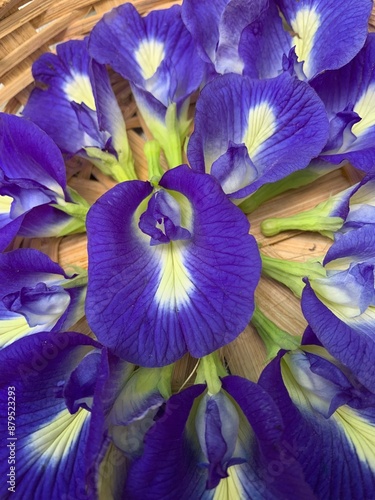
[1,0,375,498]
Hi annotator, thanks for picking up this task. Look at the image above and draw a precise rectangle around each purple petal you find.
[86,165,260,366]
[23,39,119,157]
[259,350,375,498]
[312,34,375,171]
[302,280,375,391]
[188,72,329,198]
[0,332,100,498]
[276,0,372,80]
[0,249,86,347]
[89,4,204,108]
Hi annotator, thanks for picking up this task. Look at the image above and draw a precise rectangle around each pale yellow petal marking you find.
[0,317,34,348]
[154,240,193,308]
[242,102,276,157]
[64,73,96,110]
[334,405,375,470]
[0,195,12,214]
[213,465,245,500]
[352,84,375,137]
[290,7,321,78]
[135,39,165,80]
[28,408,88,462]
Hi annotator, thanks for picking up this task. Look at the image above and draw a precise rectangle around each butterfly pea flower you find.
[187,71,329,202]
[0,248,87,348]
[261,172,375,238]
[89,3,205,168]
[0,331,105,499]
[86,164,261,367]
[0,328,177,498]
[124,375,314,499]
[22,38,135,183]
[0,113,88,251]
[311,34,375,174]
[259,330,375,499]
[239,0,372,81]
[181,0,268,76]
[302,224,375,391]
[108,364,173,460]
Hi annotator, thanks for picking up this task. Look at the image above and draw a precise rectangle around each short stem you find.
[196,352,227,395]
[238,168,324,214]
[261,206,343,238]
[60,268,88,289]
[251,305,301,359]
[144,140,164,181]
[162,103,183,168]
[261,253,326,298]
[85,147,137,182]
[157,364,174,400]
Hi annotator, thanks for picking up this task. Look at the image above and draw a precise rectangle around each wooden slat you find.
[0,0,54,40]
[0,11,80,78]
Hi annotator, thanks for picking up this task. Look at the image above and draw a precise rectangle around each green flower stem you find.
[251,305,301,360]
[51,187,90,236]
[195,352,227,395]
[161,103,184,168]
[261,253,326,298]
[156,364,174,400]
[238,168,323,214]
[85,147,137,183]
[60,268,88,289]
[261,204,344,238]
[144,140,164,182]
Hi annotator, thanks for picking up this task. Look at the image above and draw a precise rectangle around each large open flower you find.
[86,165,260,366]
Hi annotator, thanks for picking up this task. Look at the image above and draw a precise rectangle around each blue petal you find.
[188,72,329,198]
[88,4,204,108]
[0,249,86,347]
[0,113,66,193]
[302,280,375,391]
[324,224,375,268]
[239,0,291,79]
[276,0,372,80]
[23,39,115,156]
[312,34,375,172]
[0,114,73,248]
[181,0,230,67]
[0,332,101,498]
[124,384,207,499]
[259,349,375,498]
[182,0,269,75]
[86,165,260,366]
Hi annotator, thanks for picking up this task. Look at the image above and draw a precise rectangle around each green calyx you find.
[261,198,344,238]
[261,253,326,298]
[145,140,164,182]
[51,187,90,236]
[85,146,137,183]
[195,352,228,395]
[60,267,88,289]
[238,168,322,214]
[251,305,301,360]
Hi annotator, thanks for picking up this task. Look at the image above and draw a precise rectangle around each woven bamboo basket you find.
[1,0,375,389]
